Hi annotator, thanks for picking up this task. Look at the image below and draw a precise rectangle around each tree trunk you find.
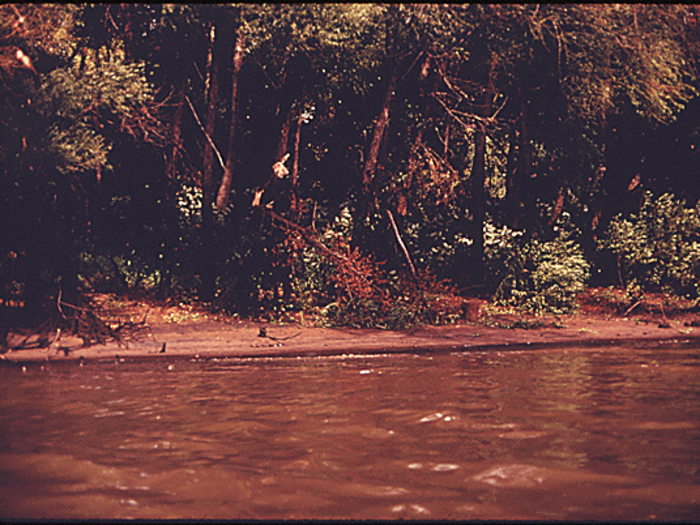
[503,89,534,234]
[468,53,497,286]
[405,55,439,194]
[516,94,534,237]
[216,25,245,211]
[202,25,220,190]
[353,67,398,254]
[504,127,518,228]
[290,104,303,215]
[361,4,400,198]
[272,41,294,163]
[470,120,487,285]
[361,69,399,197]
[165,74,187,181]
[198,24,220,302]
[276,106,295,164]
[160,68,189,300]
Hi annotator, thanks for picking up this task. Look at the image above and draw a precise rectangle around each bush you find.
[491,215,591,315]
[600,192,700,299]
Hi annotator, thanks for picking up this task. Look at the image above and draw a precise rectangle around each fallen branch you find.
[386,209,417,280]
[261,207,385,297]
[57,293,150,348]
[185,94,226,171]
[386,209,436,323]
[623,300,642,317]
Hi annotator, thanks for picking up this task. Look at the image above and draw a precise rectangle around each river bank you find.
[2,291,700,364]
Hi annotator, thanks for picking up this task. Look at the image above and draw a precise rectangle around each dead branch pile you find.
[56,292,151,348]
[3,292,151,352]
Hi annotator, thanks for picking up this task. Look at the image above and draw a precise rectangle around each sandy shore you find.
[3,303,700,364]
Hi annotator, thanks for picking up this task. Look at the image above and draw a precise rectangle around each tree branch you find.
[261,207,383,296]
[185,94,226,171]
[386,209,417,280]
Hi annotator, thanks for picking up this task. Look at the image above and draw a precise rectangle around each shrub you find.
[491,215,591,315]
[483,217,525,288]
[600,192,700,299]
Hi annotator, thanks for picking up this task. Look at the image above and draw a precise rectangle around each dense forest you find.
[2,4,700,344]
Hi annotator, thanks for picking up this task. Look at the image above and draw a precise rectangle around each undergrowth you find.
[268,209,465,330]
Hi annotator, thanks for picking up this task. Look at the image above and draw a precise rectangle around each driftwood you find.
[6,292,151,352]
[56,291,150,348]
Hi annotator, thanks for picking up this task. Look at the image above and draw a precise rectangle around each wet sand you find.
[3,305,700,363]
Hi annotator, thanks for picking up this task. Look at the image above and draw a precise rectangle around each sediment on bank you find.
[3,310,700,364]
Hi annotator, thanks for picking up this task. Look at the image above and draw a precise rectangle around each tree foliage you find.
[1,4,164,343]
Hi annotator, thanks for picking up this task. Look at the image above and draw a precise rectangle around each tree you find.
[0,4,164,342]
[426,5,699,286]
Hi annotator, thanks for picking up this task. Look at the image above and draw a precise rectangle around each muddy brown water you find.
[1,342,699,520]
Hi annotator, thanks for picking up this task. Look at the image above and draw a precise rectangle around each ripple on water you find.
[94,409,125,418]
[471,463,642,489]
[432,463,460,472]
[419,412,457,423]
[391,503,431,516]
[325,481,409,498]
[473,464,546,488]
[498,430,548,439]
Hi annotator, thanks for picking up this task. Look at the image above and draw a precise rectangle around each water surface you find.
[1,343,699,520]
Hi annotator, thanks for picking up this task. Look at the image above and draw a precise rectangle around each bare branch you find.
[185,94,226,171]
[432,92,477,131]
[387,209,417,280]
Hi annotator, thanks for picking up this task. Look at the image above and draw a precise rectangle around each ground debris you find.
[6,293,152,353]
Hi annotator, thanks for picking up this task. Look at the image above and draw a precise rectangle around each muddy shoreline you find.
[3,303,700,364]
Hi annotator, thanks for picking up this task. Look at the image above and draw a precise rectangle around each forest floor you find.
[2,288,700,364]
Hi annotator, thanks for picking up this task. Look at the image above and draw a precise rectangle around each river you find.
[1,342,699,520]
